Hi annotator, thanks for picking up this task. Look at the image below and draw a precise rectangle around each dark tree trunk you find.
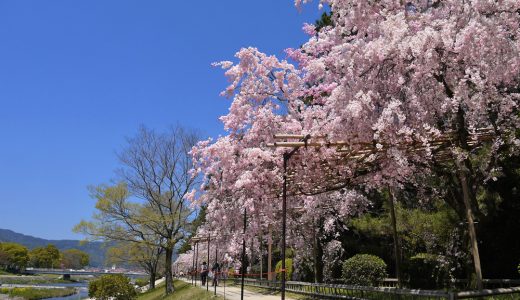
[316,238,324,283]
[165,247,175,294]
[388,189,402,288]
[141,252,160,291]
[455,106,483,290]
[149,271,156,290]
[314,221,324,283]
[457,162,483,290]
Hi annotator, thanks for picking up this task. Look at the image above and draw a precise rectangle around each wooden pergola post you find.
[268,224,273,281]
[260,230,263,280]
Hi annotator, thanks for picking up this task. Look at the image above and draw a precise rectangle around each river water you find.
[2,275,148,299]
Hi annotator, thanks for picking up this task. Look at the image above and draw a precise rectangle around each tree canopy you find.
[76,125,201,294]
[29,244,60,269]
[0,242,29,273]
[181,0,520,289]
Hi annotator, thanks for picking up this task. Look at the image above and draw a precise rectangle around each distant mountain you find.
[0,228,107,267]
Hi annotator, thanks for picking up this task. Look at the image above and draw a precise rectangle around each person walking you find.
[211,261,221,286]
[201,262,208,286]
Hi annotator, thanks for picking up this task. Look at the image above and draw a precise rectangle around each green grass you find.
[0,270,16,275]
[0,287,76,300]
[138,280,224,300]
[135,278,150,288]
[0,275,73,285]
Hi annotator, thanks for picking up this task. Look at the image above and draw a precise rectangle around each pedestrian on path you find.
[201,261,208,286]
[221,264,228,280]
[212,261,221,286]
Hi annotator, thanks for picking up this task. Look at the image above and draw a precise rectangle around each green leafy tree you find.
[0,242,29,273]
[275,258,293,281]
[88,274,137,300]
[75,183,166,290]
[315,11,333,32]
[61,249,89,269]
[351,202,458,256]
[76,125,200,295]
[29,244,61,268]
[106,241,164,290]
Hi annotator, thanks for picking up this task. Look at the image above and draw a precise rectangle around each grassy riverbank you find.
[0,270,14,276]
[138,280,223,300]
[0,274,75,285]
[0,287,76,300]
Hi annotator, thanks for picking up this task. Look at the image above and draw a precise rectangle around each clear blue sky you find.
[0,1,322,240]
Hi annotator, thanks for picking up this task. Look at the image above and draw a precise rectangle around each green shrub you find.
[285,248,295,259]
[342,254,387,286]
[88,274,137,300]
[134,278,149,287]
[406,253,449,289]
[275,258,293,281]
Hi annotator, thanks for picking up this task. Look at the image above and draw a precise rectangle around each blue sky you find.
[0,1,323,239]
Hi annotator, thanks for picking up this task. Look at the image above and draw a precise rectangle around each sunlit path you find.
[180,279,295,300]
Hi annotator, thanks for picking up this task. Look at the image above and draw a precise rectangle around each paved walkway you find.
[181,278,295,300]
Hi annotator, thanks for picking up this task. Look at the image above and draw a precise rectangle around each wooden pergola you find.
[268,127,495,195]
[266,127,497,297]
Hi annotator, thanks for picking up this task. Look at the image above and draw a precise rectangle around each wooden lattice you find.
[266,127,496,196]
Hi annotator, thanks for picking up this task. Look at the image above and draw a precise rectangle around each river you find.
[37,283,89,300]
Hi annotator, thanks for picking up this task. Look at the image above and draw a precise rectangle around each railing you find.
[453,279,520,289]
[331,278,520,289]
[229,278,520,300]
[235,278,451,299]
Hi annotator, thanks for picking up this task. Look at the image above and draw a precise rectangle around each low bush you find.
[341,254,387,286]
[88,274,137,300]
[406,253,449,289]
[275,258,293,281]
[135,278,149,288]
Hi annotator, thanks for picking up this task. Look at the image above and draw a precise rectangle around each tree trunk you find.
[165,247,175,294]
[454,106,483,290]
[313,225,318,283]
[457,162,483,290]
[144,261,158,290]
[149,271,156,290]
[388,188,402,288]
[314,222,324,283]
[316,238,324,283]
